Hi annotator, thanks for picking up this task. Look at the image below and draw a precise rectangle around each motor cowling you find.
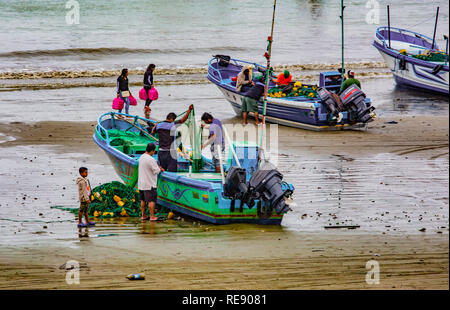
[339,85,376,124]
[223,163,292,215]
[317,87,343,124]
[223,166,248,200]
[248,162,291,214]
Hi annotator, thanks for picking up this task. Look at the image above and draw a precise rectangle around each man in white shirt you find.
[138,143,163,221]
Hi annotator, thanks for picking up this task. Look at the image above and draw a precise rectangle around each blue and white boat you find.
[373,26,449,94]
[207,57,376,131]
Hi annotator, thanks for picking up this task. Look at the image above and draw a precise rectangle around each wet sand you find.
[0,113,448,289]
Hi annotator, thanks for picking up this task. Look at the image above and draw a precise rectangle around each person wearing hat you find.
[273,70,292,86]
[236,65,254,92]
[339,70,361,94]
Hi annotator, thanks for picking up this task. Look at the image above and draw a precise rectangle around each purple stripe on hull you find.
[393,74,449,94]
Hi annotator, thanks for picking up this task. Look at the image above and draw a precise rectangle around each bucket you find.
[129,95,137,106]
[148,88,159,101]
[138,88,147,100]
[112,97,124,110]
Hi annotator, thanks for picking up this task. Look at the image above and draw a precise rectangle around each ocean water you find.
[0,0,448,75]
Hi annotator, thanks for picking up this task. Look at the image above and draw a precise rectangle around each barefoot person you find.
[76,167,95,228]
[241,79,265,125]
[138,143,163,221]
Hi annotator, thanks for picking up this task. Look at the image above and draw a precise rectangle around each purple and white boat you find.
[373,26,449,94]
[207,56,376,131]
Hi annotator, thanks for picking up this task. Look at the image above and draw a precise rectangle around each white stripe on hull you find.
[217,87,367,131]
[378,50,449,93]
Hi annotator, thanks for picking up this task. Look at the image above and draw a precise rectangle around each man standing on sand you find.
[241,78,265,125]
[138,143,163,221]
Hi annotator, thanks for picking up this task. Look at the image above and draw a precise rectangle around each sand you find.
[0,115,448,289]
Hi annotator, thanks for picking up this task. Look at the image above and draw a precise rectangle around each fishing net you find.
[412,52,449,62]
[174,107,203,172]
[268,81,318,99]
[52,181,170,219]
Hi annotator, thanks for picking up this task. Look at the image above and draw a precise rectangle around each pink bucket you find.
[138,88,147,100]
[129,94,137,106]
[148,87,159,101]
[112,97,124,110]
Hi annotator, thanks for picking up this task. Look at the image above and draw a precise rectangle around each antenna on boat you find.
[431,6,440,50]
[387,5,391,49]
[261,0,277,128]
[340,0,345,74]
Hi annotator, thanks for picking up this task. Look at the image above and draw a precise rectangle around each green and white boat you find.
[93,111,294,224]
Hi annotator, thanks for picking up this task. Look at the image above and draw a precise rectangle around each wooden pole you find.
[262,0,277,126]
[431,7,440,50]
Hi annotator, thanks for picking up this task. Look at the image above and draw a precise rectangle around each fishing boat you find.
[373,6,449,94]
[207,1,376,131]
[93,111,295,224]
[373,27,449,94]
[207,56,376,131]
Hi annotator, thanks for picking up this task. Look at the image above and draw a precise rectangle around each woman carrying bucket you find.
[143,64,155,106]
[116,68,132,116]
[140,64,158,119]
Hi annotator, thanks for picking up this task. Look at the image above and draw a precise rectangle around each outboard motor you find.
[223,163,293,215]
[339,85,376,124]
[223,166,250,212]
[213,54,230,67]
[317,87,344,124]
[247,162,291,215]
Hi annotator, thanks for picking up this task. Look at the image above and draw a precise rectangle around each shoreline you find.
[0,110,447,290]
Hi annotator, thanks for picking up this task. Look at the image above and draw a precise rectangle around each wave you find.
[0,46,247,58]
[0,72,391,91]
[0,61,388,80]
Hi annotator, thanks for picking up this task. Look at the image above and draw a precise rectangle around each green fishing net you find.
[52,181,169,219]
[412,52,449,62]
[268,83,318,98]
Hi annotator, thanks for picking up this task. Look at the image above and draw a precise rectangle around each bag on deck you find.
[112,97,124,110]
[148,87,159,101]
[139,88,147,100]
[129,94,137,106]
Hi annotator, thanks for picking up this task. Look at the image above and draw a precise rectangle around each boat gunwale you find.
[374,26,449,70]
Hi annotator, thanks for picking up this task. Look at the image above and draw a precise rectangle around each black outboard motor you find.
[317,87,344,124]
[213,54,230,67]
[223,163,292,215]
[223,166,250,212]
[248,162,290,215]
[339,85,376,124]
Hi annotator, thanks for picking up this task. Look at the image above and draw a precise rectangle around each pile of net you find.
[412,51,449,62]
[53,181,169,218]
[268,81,318,99]
[88,181,142,218]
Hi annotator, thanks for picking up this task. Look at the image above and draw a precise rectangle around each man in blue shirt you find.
[201,113,225,173]
[151,105,193,172]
